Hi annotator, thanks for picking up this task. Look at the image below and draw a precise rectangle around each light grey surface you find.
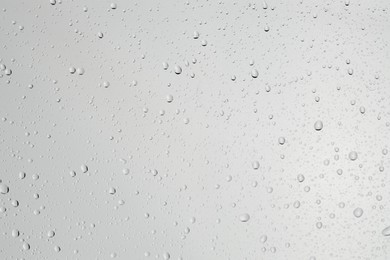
[0,0,390,259]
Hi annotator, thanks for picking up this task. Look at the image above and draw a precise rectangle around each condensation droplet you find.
[353,207,363,218]
[382,226,390,236]
[174,65,182,74]
[251,69,259,78]
[239,213,250,222]
[0,183,9,194]
[81,164,88,173]
[314,120,323,131]
[349,151,358,161]
[252,161,260,170]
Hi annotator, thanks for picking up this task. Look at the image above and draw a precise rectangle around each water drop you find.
[76,68,85,75]
[174,65,182,74]
[81,164,88,173]
[349,151,358,161]
[314,120,323,131]
[0,183,9,194]
[166,94,173,103]
[11,229,19,238]
[251,69,259,78]
[162,252,170,260]
[239,213,250,222]
[252,161,260,170]
[193,31,199,39]
[108,187,116,195]
[382,226,390,236]
[353,207,363,218]
[47,230,55,238]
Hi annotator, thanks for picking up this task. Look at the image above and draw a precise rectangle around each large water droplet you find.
[251,69,259,78]
[0,183,9,194]
[174,65,182,74]
[382,226,390,236]
[239,213,250,222]
[349,151,358,161]
[314,120,323,131]
[353,207,363,218]
[252,161,260,170]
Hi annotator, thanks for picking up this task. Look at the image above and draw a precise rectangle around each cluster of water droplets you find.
[0,0,389,259]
